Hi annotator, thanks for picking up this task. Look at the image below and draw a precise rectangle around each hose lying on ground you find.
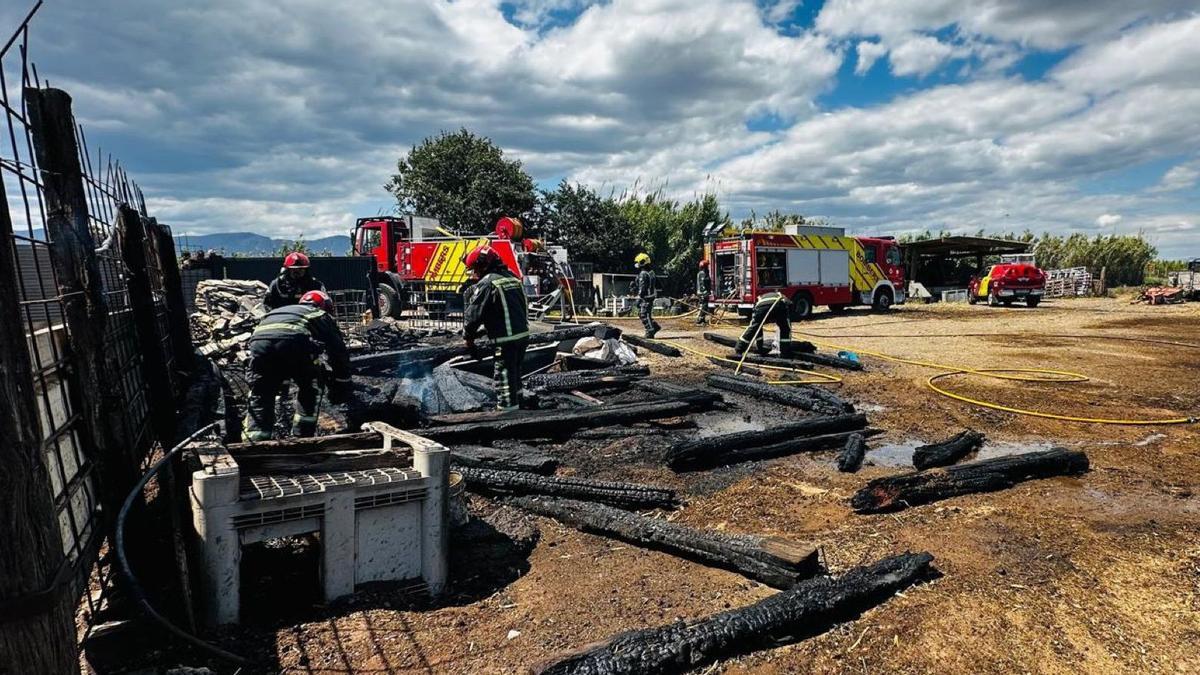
[115,422,250,665]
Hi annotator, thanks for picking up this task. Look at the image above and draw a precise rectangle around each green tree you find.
[275,236,310,257]
[537,181,635,273]
[386,129,537,233]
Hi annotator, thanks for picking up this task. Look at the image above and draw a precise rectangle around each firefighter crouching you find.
[263,251,327,311]
[463,245,530,411]
[735,291,794,358]
[695,259,712,326]
[634,252,661,338]
[242,290,352,441]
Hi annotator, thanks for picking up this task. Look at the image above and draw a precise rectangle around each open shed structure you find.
[902,236,1033,301]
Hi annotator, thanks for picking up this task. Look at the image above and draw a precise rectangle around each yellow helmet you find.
[634,252,651,266]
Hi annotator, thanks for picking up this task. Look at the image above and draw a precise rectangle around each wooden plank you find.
[510,497,820,588]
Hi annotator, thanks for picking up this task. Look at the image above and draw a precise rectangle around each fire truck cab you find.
[705,224,905,319]
[352,215,572,318]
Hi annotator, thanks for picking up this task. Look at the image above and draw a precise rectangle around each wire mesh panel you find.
[0,9,104,612]
[1,5,186,631]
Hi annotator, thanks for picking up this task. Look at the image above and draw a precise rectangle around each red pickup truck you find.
[968,262,1046,307]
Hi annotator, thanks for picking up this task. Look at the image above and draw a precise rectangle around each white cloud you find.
[1096,213,1122,227]
[3,0,1198,257]
[887,34,955,76]
[1154,162,1200,193]
[854,40,887,75]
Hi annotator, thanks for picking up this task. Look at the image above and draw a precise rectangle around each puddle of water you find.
[692,411,761,438]
[865,441,920,467]
[865,439,1059,468]
[975,441,1057,460]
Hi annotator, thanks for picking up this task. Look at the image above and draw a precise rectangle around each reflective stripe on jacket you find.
[464,270,530,343]
[250,304,351,379]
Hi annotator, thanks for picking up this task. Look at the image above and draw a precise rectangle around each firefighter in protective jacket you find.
[242,290,351,441]
[735,291,794,358]
[633,252,660,338]
[695,259,712,325]
[263,251,326,311]
[463,245,530,411]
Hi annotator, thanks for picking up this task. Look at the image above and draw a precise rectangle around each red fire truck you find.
[352,215,573,317]
[704,224,905,318]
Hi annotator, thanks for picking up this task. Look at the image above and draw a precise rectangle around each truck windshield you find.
[885,247,900,266]
[358,227,381,254]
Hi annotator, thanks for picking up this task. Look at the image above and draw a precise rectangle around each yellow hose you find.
[797,334,1195,425]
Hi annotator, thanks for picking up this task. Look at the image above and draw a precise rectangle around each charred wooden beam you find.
[534,551,936,675]
[451,446,558,475]
[229,448,405,475]
[574,427,665,439]
[527,373,640,394]
[705,373,853,414]
[837,433,867,473]
[666,413,869,470]
[721,351,816,370]
[703,331,817,354]
[457,466,679,510]
[911,430,985,471]
[424,398,710,443]
[673,429,881,471]
[510,497,819,588]
[226,431,382,454]
[621,333,683,357]
[851,448,1090,513]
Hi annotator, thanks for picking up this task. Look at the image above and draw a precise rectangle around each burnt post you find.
[117,206,176,443]
[26,87,133,510]
[148,218,195,374]
[0,156,79,674]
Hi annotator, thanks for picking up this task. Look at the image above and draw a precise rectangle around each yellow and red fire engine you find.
[352,215,572,317]
[704,224,905,318]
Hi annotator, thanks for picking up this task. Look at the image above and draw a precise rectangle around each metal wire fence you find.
[1,2,190,647]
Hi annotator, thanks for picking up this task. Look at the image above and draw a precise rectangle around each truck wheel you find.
[872,288,894,311]
[377,285,402,318]
[1026,297,1040,308]
[967,293,978,305]
[987,292,999,307]
[790,293,813,320]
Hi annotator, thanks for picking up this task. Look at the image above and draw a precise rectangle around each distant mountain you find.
[25,228,351,257]
[172,232,352,257]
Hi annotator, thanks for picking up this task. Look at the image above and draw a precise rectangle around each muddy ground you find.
[253,297,1200,674]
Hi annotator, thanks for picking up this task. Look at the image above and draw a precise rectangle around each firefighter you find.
[734,291,794,358]
[695,259,712,326]
[242,290,351,441]
[634,252,660,338]
[463,245,530,411]
[263,251,326,311]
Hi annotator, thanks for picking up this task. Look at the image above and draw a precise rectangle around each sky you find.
[2,0,1198,257]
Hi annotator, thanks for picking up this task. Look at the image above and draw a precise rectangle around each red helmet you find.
[299,290,333,312]
[464,245,501,272]
[698,259,709,269]
[283,251,310,269]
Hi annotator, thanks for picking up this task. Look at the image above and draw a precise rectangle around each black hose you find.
[114,422,250,665]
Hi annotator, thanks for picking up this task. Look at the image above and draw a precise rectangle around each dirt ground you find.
[261,297,1200,674]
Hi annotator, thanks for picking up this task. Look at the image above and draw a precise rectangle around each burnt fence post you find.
[0,151,79,674]
[26,86,133,513]
[117,205,176,443]
[148,218,195,375]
